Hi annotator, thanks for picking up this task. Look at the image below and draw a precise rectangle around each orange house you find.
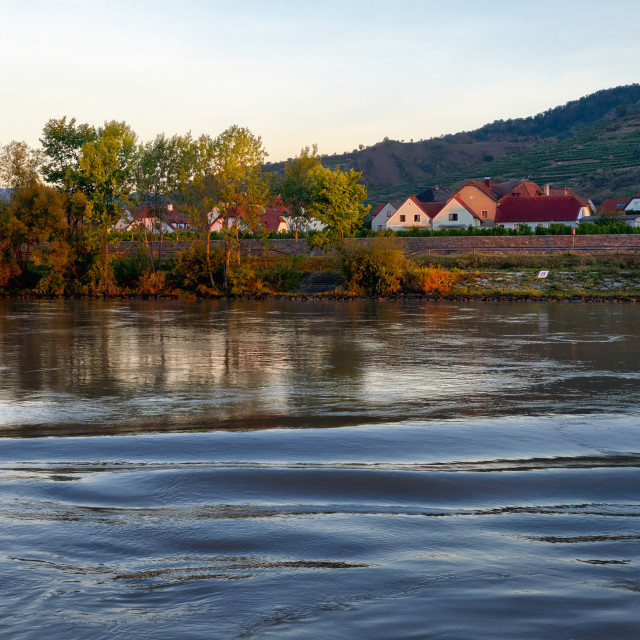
[449,178,508,222]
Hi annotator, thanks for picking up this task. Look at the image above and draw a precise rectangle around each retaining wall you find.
[109,235,640,258]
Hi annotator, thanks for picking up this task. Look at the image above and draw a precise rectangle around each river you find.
[0,299,638,639]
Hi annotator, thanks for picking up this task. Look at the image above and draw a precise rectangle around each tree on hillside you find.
[309,166,369,248]
[274,144,321,240]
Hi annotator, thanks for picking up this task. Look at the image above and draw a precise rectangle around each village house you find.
[430,197,482,230]
[448,178,509,222]
[596,198,632,216]
[383,196,442,230]
[625,192,640,212]
[494,196,591,229]
[210,207,288,233]
[125,204,191,234]
[370,202,398,231]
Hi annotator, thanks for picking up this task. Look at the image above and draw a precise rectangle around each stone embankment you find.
[108,235,640,258]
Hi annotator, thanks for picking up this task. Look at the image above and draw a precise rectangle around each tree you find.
[309,166,370,248]
[40,116,97,191]
[209,126,269,288]
[133,133,191,271]
[0,141,41,190]
[40,116,97,231]
[275,144,321,240]
[77,120,137,293]
[0,182,66,280]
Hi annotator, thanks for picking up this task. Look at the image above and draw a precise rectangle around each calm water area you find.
[0,299,639,639]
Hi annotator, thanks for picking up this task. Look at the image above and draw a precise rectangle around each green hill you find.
[266,85,640,205]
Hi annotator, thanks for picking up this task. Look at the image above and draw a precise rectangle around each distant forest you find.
[468,84,640,142]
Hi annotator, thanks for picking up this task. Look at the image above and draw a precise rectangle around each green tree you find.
[132,133,191,271]
[210,126,269,288]
[309,166,369,248]
[40,116,97,232]
[77,120,137,290]
[275,144,321,240]
[40,116,97,191]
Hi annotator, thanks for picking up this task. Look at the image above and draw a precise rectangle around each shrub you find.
[171,241,214,289]
[227,262,268,296]
[340,238,406,295]
[138,269,167,296]
[405,265,462,294]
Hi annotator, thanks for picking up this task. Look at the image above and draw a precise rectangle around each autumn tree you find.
[0,141,41,190]
[274,144,321,240]
[0,182,66,281]
[309,166,369,248]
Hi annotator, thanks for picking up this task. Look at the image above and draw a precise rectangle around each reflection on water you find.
[0,299,638,436]
[0,300,639,639]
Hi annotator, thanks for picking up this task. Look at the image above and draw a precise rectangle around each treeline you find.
[0,119,369,295]
[470,84,640,142]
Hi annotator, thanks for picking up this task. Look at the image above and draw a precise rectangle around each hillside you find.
[267,85,640,205]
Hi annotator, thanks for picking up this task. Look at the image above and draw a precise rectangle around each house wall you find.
[626,198,640,211]
[385,199,431,230]
[371,203,397,230]
[453,185,496,221]
[431,200,480,230]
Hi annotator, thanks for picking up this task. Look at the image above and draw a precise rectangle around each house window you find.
[481,210,488,219]
[449,213,458,221]
[414,214,420,222]
[400,215,406,222]
[377,225,383,230]
[387,211,392,217]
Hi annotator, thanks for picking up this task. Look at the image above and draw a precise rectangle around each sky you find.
[2,0,639,162]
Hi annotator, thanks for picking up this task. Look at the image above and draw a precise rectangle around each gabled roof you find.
[495,196,586,223]
[407,196,443,218]
[370,204,386,217]
[508,181,545,198]
[434,196,482,222]
[464,180,508,201]
[597,198,632,215]
[545,186,589,207]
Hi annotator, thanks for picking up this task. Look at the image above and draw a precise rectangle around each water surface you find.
[0,300,639,638]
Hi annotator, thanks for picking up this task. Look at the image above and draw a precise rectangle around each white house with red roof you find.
[370,202,397,231]
[626,193,640,212]
[210,207,288,233]
[495,196,590,229]
[384,196,443,230]
[431,197,482,230]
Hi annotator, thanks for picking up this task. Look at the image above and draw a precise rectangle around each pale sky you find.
[2,0,639,161]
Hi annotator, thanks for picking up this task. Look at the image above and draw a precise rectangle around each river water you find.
[0,299,639,639]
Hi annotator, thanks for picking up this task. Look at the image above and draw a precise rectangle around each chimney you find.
[544,184,551,196]
[484,177,492,188]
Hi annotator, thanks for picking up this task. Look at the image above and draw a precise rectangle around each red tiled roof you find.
[495,196,585,223]
[370,204,385,217]
[596,198,631,215]
[409,196,444,218]
[465,180,508,201]
[546,186,589,206]
[509,181,544,197]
